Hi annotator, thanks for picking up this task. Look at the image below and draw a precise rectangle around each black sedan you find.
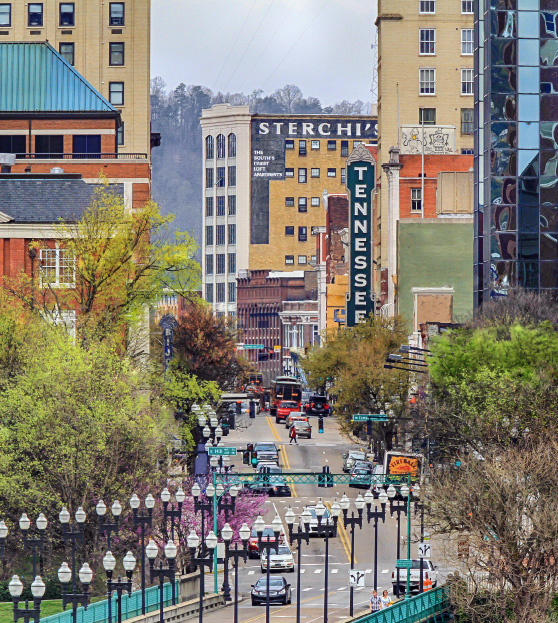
[251,576,292,606]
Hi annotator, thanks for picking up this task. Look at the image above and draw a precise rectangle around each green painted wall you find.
[397,221,473,327]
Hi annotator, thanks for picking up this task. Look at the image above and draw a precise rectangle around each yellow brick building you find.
[0,0,150,155]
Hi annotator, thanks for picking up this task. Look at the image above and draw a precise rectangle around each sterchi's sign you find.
[345,143,375,326]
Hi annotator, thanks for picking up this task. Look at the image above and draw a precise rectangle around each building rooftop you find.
[0,42,116,113]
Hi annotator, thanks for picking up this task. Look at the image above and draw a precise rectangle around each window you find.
[109,2,125,26]
[327,140,336,150]
[216,225,226,246]
[341,168,346,184]
[419,69,436,95]
[341,140,349,157]
[228,165,236,186]
[310,255,317,264]
[35,135,63,157]
[205,225,214,246]
[461,68,473,95]
[461,0,473,13]
[59,3,74,26]
[228,224,236,245]
[299,140,307,155]
[461,29,473,55]
[327,168,336,177]
[216,196,225,216]
[228,133,236,157]
[228,253,236,274]
[205,168,214,188]
[461,108,474,134]
[59,42,74,66]
[311,168,320,178]
[411,188,422,212]
[298,197,307,213]
[285,226,295,236]
[461,148,474,155]
[228,195,236,215]
[205,254,214,275]
[285,197,295,207]
[419,108,436,124]
[298,226,307,242]
[419,0,435,13]
[205,284,213,303]
[216,167,225,187]
[228,282,236,302]
[39,248,75,287]
[216,254,226,274]
[311,140,320,150]
[28,3,43,27]
[117,122,124,146]
[298,255,307,265]
[206,136,214,159]
[217,283,225,303]
[285,140,294,150]
[0,4,11,26]
[216,134,225,158]
[0,135,25,155]
[419,29,436,55]
[206,197,214,217]
[311,197,320,207]
[72,135,101,156]
[109,82,124,105]
[285,255,294,265]
[298,168,307,183]
[285,168,294,178]
[109,42,124,66]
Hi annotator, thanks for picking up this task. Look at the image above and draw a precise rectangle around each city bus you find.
[270,376,302,417]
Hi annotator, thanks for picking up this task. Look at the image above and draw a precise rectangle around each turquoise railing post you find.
[405,473,411,599]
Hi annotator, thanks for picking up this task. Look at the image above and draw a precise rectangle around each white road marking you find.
[247,570,255,575]
[331,569,339,574]
[300,569,306,574]
[365,569,372,573]
[303,587,312,592]
[382,569,389,574]
[314,568,322,574]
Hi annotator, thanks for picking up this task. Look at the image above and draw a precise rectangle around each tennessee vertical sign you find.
[345,144,375,326]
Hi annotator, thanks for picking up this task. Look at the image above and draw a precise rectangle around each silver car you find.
[260,545,295,573]
[299,506,337,537]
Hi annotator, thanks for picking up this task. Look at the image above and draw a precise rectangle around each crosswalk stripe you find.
[331,569,339,574]
[314,569,322,574]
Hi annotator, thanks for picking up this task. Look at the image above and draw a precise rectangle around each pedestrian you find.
[289,426,298,445]
[380,589,391,609]
[369,589,382,613]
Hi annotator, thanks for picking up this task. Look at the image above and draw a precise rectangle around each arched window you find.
[216,134,226,159]
[205,135,214,159]
[228,133,237,158]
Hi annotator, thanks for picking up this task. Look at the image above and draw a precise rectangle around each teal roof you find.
[0,42,116,113]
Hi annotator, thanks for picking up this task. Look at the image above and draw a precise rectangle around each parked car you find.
[285,412,309,429]
[248,526,284,558]
[252,442,280,466]
[342,450,366,473]
[392,559,438,594]
[349,462,375,488]
[291,420,312,439]
[305,395,331,416]
[300,506,337,537]
[251,576,292,606]
[275,401,300,424]
[260,545,295,573]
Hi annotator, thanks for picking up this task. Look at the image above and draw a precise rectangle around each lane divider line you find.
[325,501,353,564]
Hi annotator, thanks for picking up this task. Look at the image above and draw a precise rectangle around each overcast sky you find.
[151,0,376,105]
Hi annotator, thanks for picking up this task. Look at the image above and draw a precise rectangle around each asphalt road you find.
[201,410,421,623]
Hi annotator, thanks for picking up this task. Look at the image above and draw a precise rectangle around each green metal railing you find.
[39,581,178,623]
[352,586,450,623]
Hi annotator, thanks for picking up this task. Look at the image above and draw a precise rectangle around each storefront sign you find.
[345,144,375,326]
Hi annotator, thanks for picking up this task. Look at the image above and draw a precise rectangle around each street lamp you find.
[339,494,364,617]
[59,507,87,623]
[255,514,282,623]
[221,523,250,623]
[364,489,388,591]
[19,513,48,577]
[130,493,155,614]
[103,551,136,623]
[58,562,93,623]
[211,484,240,598]
[9,575,46,623]
[96,500,122,550]
[387,483,408,597]
[315,500,341,623]
[187,529,217,623]
[146,539,177,623]
[161,486,185,544]
[0,520,8,560]
[412,485,426,593]
[285,507,311,623]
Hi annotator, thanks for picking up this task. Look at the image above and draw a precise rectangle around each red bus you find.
[270,376,302,416]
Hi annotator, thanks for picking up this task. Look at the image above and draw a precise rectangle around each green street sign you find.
[396,559,413,569]
[352,414,388,422]
[208,447,238,456]
[243,344,265,350]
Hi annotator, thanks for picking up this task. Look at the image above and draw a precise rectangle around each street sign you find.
[348,569,366,588]
[243,344,265,350]
[207,447,238,456]
[352,414,388,422]
[396,559,413,569]
[418,542,431,558]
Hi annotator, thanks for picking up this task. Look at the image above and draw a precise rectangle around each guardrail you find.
[39,581,178,623]
[13,153,148,160]
[350,586,450,623]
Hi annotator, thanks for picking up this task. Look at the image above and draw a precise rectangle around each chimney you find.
[50,167,64,174]
[0,153,16,173]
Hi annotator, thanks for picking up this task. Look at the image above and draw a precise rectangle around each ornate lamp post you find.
[285,507,311,623]
[58,507,87,623]
[220,523,250,623]
[9,575,46,623]
[146,539,177,623]
[130,493,155,614]
[161,487,185,541]
[96,500,122,550]
[412,484,426,593]
[364,488,388,591]
[58,561,93,623]
[339,494,365,617]
[102,551,136,623]
[19,513,48,577]
[187,529,217,623]
[315,500,341,623]
[387,483,409,597]
[0,520,8,559]
[255,514,283,623]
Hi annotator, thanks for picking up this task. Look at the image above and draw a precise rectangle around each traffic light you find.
[318,416,324,434]
[318,465,333,488]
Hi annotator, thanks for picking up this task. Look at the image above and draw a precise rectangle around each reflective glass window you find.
[517,149,539,173]
[540,121,558,148]
[518,234,539,259]
[541,94,558,120]
[491,122,517,148]
[540,261,558,287]
[540,205,558,231]
[491,177,517,203]
[491,261,517,291]
[540,234,558,259]
[492,66,517,93]
[540,39,558,65]
[518,121,540,147]
[540,67,558,93]
[491,10,517,37]
[492,205,517,231]
[518,39,539,64]
[518,66,539,93]
[540,175,558,203]
[518,261,539,287]
[540,150,558,176]
[491,94,517,120]
[491,232,517,259]
[491,0,517,8]
[519,205,541,231]
[491,149,516,175]
[518,0,539,8]
[541,11,558,37]
[518,94,540,121]
[491,38,517,65]
[517,11,540,37]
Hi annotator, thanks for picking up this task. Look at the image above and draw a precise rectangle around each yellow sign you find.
[388,456,419,476]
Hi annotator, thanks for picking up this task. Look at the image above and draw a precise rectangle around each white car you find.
[260,545,295,573]
[392,559,438,594]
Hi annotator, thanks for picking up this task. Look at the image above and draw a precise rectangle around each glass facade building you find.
[474,0,558,305]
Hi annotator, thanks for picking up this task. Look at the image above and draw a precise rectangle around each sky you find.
[151,0,376,105]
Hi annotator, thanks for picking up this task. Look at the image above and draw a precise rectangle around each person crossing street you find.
[289,425,298,445]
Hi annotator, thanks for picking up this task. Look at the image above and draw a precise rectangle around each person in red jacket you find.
[289,425,298,445]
